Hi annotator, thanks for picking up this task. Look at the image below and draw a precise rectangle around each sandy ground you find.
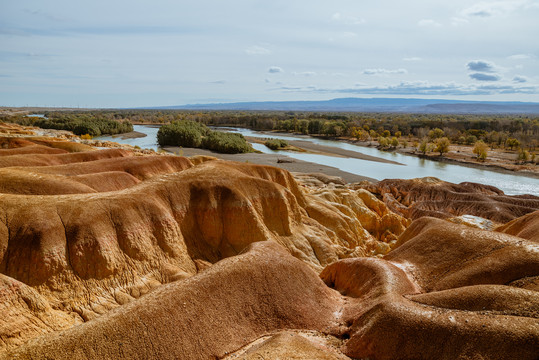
[246,137,403,165]
[163,146,377,183]
[110,131,147,140]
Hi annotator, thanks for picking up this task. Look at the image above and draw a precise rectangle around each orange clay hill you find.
[0,121,538,359]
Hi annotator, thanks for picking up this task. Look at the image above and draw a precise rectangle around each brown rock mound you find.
[0,153,399,349]
[496,209,539,242]
[0,144,68,156]
[0,156,194,194]
[224,331,350,360]
[0,148,132,168]
[3,242,342,360]
[321,216,539,360]
[364,177,539,223]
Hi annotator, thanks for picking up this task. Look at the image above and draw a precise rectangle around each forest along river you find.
[96,125,539,196]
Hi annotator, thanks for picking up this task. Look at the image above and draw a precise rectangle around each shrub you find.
[434,137,451,156]
[73,123,101,137]
[517,149,530,162]
[378,137,389,149]
[418,137,429,154]
[157,120,207,148]
[473,140,489,161]
[202,131,251,154]
[264,138,288,150]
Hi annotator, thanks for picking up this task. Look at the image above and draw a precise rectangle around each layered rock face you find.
[5,220,538,360]
[364,177,539,224]
[496,209,539,242]
[321,217,539,359]
[1,127,537,359]
[0,135,400,351]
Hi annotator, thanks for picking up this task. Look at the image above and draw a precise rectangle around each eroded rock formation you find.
[1,125,537,359]
[364,177,539,224]
[4,219,538,360]
[0,134,399,351]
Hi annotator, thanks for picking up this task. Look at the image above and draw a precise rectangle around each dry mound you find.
[496,209,539,242]
[304,186,409,255]
[0,155,398,349]
[0,135,92,153]
[24,137,94,152]
[0,148,132,168]
[3,242,342,360]
[0,144,67,156]
[223,331,350,360]
[364,177,539,223]
[0,137,39,148]
[23,155,194,180]
[320,216,539,360]
[0,156,194,195]
[3,131,536,359]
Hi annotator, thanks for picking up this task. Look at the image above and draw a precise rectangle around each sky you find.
[1,0,539,108]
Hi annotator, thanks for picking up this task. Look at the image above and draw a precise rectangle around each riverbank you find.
[245,129,538,180]
[162,146,377,184]
[110,130,147,140]
[338,138,539,180]
[245,136,403,165]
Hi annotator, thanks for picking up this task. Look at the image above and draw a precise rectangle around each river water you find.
[96,125,539,196]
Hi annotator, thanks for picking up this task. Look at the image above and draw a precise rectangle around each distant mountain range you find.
[152,97,539,114]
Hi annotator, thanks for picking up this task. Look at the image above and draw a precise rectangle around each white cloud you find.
[513,75,528,83]
[403,57,422,61]
[460,0,538,18]
[268,66,283,74]
[418,19,442,27]
[245,45,271,56]
[331,12,365,25]
[293,71,316,77]
[363,68,408,75]
[508,54,533,60]
[450,17,469,26]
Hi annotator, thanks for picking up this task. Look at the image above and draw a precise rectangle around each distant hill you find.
[152,97,539,114]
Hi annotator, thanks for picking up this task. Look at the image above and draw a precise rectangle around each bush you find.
[17,114,133,136]
[517,149,530,162]
[73,123,101,137]
[157,120,207,148]
[264,138,288,150]
[473,140,489,161]
[158,121,251,154]
[434,137,451,156]
[202,131,251,154]
[418,137,429,154]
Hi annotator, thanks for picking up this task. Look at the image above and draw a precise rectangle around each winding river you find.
[96,125,539,196]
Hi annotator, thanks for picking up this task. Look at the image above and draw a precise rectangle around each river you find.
[96,125,539,196]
